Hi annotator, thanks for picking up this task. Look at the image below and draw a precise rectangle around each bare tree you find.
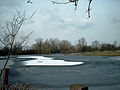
[113,40,118,47]
[91,40,100,51]
[76,37,87,52]
[42,39,52,54]
[91,40,100,48]
[59,40,72,53]
[48,38,60,53]
[0,10,35,79]
[32,38,44,54]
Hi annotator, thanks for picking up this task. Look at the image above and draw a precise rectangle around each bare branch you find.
[27,0,32,4]
[51,1,70,4]
[74,1,78,10]
[6,21,11,34]
[86,0,92,18]
[51,0,78,10]
[15,31,33,47]
[0,38,8,48]
[51,0,93,18]
[28,9,38,20]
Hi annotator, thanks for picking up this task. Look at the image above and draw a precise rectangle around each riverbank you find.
[72,51,120,56]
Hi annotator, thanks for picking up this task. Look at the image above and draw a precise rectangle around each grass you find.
[74,51,120,56]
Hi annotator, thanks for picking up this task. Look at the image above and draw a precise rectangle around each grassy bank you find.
[73,51,120,56]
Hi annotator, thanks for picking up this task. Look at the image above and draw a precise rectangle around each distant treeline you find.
[0,37,120,56]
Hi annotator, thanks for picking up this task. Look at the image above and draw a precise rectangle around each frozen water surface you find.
[1,55,120,90]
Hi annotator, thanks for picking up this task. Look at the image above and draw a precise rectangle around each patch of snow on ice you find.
[21,56,83,66]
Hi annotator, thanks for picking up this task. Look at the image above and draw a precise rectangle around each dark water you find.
[6,54,120,90]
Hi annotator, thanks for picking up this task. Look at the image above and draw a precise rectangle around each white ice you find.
[21,56,84,66]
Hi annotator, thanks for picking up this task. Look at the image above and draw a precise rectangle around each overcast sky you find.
[0,0,120,45]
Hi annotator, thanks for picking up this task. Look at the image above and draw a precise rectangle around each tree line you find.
[0,37,120,56]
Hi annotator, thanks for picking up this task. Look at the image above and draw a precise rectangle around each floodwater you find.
[0,54,120,90]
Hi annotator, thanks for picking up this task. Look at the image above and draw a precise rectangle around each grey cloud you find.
[66,22,94,30]
[40,9,94,31]
[111,17,120,24]
[0,0,24,7]
[51,12,93,30]
[41,9,65,24]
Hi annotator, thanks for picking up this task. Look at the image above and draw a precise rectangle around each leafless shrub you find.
[0,83,53,90]
[0,83,35,90]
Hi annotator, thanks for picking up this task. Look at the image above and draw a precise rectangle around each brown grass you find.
[75,51,120,56]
